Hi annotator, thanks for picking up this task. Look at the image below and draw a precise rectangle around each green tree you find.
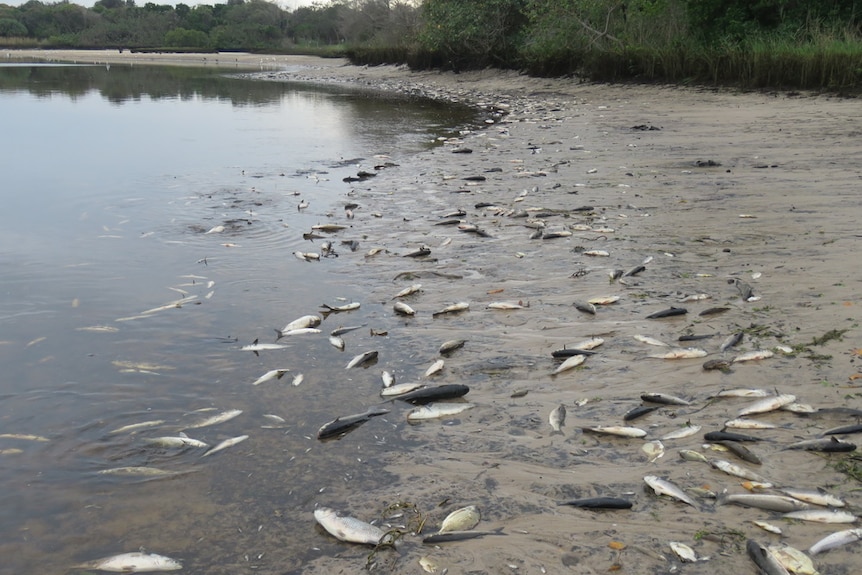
[164,25,209,47]
[0,17,28,37]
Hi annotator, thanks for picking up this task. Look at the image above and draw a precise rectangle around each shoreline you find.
[11,49,862,573]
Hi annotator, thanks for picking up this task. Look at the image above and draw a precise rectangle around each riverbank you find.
[12,50,862,574]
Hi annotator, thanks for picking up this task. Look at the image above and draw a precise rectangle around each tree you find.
[0,17,28,37]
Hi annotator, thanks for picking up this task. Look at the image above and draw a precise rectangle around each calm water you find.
[0,61,480,573]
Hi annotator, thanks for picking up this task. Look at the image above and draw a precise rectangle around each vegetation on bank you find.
[1,0,861,92]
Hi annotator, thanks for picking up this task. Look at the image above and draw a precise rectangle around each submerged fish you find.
[252,368,289,386]
[184,409,243,430]
[201,435,248,458]
[317,406,389,440]
[346,350,379,369]
[72,551,182,572]
[313,507,387,545]
[108,420,165,435]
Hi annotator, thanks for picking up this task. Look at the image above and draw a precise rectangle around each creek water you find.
[0,61,480,574]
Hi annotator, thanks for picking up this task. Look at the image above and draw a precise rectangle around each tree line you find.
[2,0,861,90]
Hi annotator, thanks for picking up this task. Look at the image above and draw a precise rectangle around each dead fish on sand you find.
[72,551,182,572]
[432,302,469,317]
[422,529,505,544]
[439,339,466,355]
[644,475,698,508]
[549,405,566,433]
[407,403,475,422]
[392,284,422,299]
[317,406,390,440]
[313,506,388,545]
[552,354,586,375]
[393,301,416,316]
[557,497,633,510]
[732,349,774,363]
[648,347,707,359]
[583,426,647,438]
[646,307,687,319]
[809,528,862,555]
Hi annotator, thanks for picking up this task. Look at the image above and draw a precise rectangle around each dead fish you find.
[541,229,572,239]
[641,393,691,406]
[733,349,774,363]
[557,497,633,510]
[724,418,777,430]
[751,520,783,535]
[407,402,475,421]
[549,405,566,433]
[252,368,289,386]
[661,425,702,441]
[422,529,505,544]
[551,348,597,358]
[704,430,762,442]
[329,335,345,350]
[783,509,858,524]
[633,334,669,347]
[96,466,180,477]
[439,505,481,533]
[380,382,426,397]
[311,224,347,232]
[277,328,321,338]
[201,434,248,457]
[699,306,730,316]
[392,384,469,404]
[393,301,416,316]
[720,332,744,352]
[702,358,733,371]
[573,301,596,315]
[107,420,165,435]
[784,437,857,452]
[809,528,862,555]
[317,406,389,440]
[279,314,321,334]
[432,302,469,317]
[643,475,698,508]
[583,250,610,257]
[648,347,708,359]
[321,302,360,313]
[823,423,862,436]
[782,488,846,508]
[330,325,365,337]
[184,409,243,430]
[680,293,711,302]
[669,541,701,563]
[72,551,182,572]
[571,337,605,350]
[713,388,770,398]
[553,354,586,375]
[624,405,660,421]
[404,245,431,258]
[721,493,811,513]
[241,339,288,354]
[646,307,687,319]
[424,359,445,377]
[313,507,387,545]
[143,433,208,449]
[747,540,790,575]
[346,350,379,369]
[709,459,770,483]
[439,339,466,355]
[715,440,762,464]
[487,301,528,310]
[736,279,755,301]
[738,394,796,416]
[589,295,620,305]
[393,284,422,299]
[583,426,647,438]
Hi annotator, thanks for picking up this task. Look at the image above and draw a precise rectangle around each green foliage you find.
[164,26,209,48]
[0,17,28,37]
[418,0,527,69]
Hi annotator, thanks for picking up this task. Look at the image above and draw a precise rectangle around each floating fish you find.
[710,459,770,483]
[782,488,846,508]
[241,339,288,354]
[321,302,361,312]
[392,384,469,404]
[313,507,387,545]
[143,434,208,449]
[439,339,466,355]
[201,434,248,457]
[97,467,180,477]
[317,406,389,440]
[183,409,243,430]
[573,301,596,315]
[252,368,289,386]
[108,420,165,435]
[624,405,660,422]
[72,551,182,572]
[346,350,378,369]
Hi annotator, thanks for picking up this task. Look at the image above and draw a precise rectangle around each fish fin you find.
[274,329,284,340]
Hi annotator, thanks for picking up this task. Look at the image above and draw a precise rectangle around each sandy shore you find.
[12,49,862,574]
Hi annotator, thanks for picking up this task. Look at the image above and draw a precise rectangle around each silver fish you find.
[782,488,846,508]
[280,314,321,333]
[424,359,445,377]
[724,418,777,430]
[570,337,605,350]
[648,347,708,359]
[201,434,248,457]
[733,349,774,363]
[144,434,208,449]
[321,302,361,312]
[633,334,669,347]
[381,370,395,388]
[330,325,365,336]
[393,284,422,299]
[583,426,647,438]
[407,403,475,421]
[73,551,182,572]
[713,388,770,398]
[549,405,566,433]
[487,301,528,310]
[314,507,387,545]
[644,475,698,508]
[329,335,345,350]
[381,382,426,397]
[710,459,771,483]
[439,505,481,533]
[311,224,347,232]
[439,339,466,355]
[641,392,691,406]
[809,528,862,555]
[184,408,243,430]
[431,302,470,316]
[738,394,796,416]
[108,420,165,435]
[241,339,288,353]
[661,425,701,440]
[720,332,744,352]
[783,509,857,523]
[346,350,378,369]
[252,368,289,386]
[393,301,416,316]
[553,354,586,375]
[721,493,811,513]
[317,406,389,439]
[97,466,179,477]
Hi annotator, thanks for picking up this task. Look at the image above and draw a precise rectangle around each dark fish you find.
[435,218,463,226]
[390,384,470,405]
[404,245,431,258]
[557,497,633,509]
[746,540,789,575]
[317,406,389,440]
[704,430,762,442]
[474,202,495,208]
[699,307,730,316]
[551,348,598,358]
[624,405,660,422]
[463,175,487,182]
[823,423,862,436]
[572,205,594,212]
[641,393,691,406]
[720,332,744,352]
[735,279,755,301]
[645,307,687,319]
[784,437,857,452]
[623,264,646,277]
[679,334,714,341]
[716,440,762,465]
[422,529,504,544]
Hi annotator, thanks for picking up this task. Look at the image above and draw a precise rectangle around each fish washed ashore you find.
[15,51,862,574]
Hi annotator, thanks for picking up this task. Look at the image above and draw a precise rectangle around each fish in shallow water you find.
[313,507,387,545]
[252,368,289,386]
[72,551,182,572]
[391,384,469,404]
[201,434,248,457]
[183,409,243,430]
[549,405,566,433]
[317,406,389,439]
[407,403,475,421]
[241,339,288,354]
[392,283,422,299]
[432,302,470,316]
[583,426,647,438]
[439,339,466,355]
[143,434,208,449]
[346,350,379,369]
[393,301,416,316]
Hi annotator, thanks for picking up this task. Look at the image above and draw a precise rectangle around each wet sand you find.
[13,50,862,574]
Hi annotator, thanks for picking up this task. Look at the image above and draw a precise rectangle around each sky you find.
[2,0,322,8]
